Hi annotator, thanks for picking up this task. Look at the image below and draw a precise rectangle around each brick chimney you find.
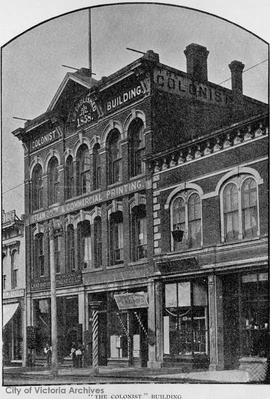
[184,43,209,82]
[143,50,159,63]
[229,60,245,98]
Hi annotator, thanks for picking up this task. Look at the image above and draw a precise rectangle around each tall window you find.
[93,144,101,190]
[109,211,123,265]
[54,234,61,274]
[11,250,18,289]
[129,118,145,177]
[48,157,59,205]
[223,183,239,241]
[66,225,75,271]
[171,191,201,251]
[107,130,121,185]
[131,205,147,261]
[65,156,74,200]
[77,221,91,269]
[222,175,258,242]
[35,234,44,277]
[32,164,43,211]
[94,217,102,268]
[76,145,91,195]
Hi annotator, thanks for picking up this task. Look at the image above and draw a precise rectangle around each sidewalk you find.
[4,365,252,383]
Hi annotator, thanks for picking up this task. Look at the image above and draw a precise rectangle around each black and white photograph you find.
[1,0,269,396]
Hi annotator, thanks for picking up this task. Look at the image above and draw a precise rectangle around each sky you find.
[1,0,269,217]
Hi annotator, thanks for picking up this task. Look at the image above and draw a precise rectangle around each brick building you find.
[2,210,26,366]
[13,43,268,369]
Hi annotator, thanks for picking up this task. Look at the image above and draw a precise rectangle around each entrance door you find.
[132,309,148,367]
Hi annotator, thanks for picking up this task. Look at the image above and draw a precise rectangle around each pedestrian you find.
[70,342,77,367]
[75,342,83,368]
[44,342,52,367]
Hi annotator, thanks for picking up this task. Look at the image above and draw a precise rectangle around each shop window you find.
[109,211,123,265]
[222,175,258,242]
[131,205,147,261]
[32,164,43,211]
[107,129,121,185]
[35,234,44,277]
[76,144,91,195]
[94,216,102,268]
[66,225,75,271]
[65,155,74,200]
[54,234,61,274]
[163,280,208,357]
[34,299,51,357]
[93,144,101,190]
[77,221,91,269]
[48,157,59,205]
[109,311,128,359]
[128,118,145,177]
[171,191,201,251]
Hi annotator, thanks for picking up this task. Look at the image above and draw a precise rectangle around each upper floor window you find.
[109,211,123,265]
[65,155,74,200]
[66,225,75,272]
[93,144,101,190]
[11,249,18,289]
[48,157,59,205]
[77,220,91,269]
[128,118,145,177]
[222,175,258,242]
[76,145,91,195]
[35,234,44,277]
[107,129,121,185]
[93,216,102,268]
[131,205,147,261]
[32,164,43,211]
[171,191,202,251]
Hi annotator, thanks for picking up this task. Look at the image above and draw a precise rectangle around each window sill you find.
[32,208,44,214]
[220,235,260,246]
[128,259,148,266]
[106,263,125,269]
[82,267,104,273]
[129,173,145,181]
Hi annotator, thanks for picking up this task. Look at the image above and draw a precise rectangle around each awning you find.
[3,303,19,327]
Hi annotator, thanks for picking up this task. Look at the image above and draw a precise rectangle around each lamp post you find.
[49,220,62,377]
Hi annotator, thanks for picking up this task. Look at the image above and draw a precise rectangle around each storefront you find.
[3,301,23,364]
[222,270,268,369]
[163,278,209,369]
[88,289,149,368]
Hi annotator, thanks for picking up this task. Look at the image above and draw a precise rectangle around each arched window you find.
[171,191,202,251]
[107,129,121,185]
[93,144,101,190]
[66,225,75,271]
[32,164,43,211]
[48,157,59,205]
[128,118,145,177]
[131,205,147,261]
[77,221,91,269]
[76,145,91,195]
[35,234,44,277]
[65,156,74,200]
[221,175,259,242]
[109,211,123,265]
[94,217,102,268]
[223,183,239,241]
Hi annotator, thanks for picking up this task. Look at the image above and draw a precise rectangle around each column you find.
[58,165,65,203]
[89,301,102,373]
[78,290,85,339]
[208,274,224,370]
[120,139,129,183]
[122,197,130,264]
[147,280,162,368]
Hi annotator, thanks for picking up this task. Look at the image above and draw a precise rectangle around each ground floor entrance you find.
[3,303,22,364]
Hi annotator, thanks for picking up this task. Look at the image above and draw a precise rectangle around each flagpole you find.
[88,8,92,76]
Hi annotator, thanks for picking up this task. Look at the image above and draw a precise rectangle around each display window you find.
[163,279,208,357]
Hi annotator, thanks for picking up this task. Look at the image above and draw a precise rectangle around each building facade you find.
[13,43,268,370]
[2,210,26,366]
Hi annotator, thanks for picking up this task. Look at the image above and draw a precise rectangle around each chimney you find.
[143,50,159,63]
[184,43,209,82]
[229,60,245,98]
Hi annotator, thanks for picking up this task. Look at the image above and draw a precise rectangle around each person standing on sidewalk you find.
[70,342,77,367]
[44,343,52,367]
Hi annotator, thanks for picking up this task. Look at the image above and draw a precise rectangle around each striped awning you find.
[3,303,19,327]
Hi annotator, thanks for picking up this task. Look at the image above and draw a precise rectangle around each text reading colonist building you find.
[13,43,268,370]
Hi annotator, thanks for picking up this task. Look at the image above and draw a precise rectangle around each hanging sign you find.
[114,292,148,310]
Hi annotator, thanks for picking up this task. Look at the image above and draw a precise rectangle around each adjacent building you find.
[12,43,268,370]
[2,210,26,366]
